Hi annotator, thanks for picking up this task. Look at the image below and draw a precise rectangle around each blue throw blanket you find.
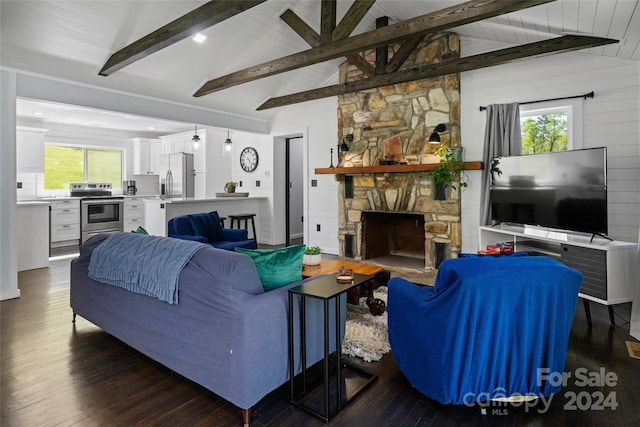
[88,233,207,304]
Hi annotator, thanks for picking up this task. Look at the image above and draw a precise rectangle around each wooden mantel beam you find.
[256,35,617,110]
[99,0,266,76]
[193,0,554,97]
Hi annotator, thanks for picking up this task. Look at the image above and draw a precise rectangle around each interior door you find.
[286,137,304,245]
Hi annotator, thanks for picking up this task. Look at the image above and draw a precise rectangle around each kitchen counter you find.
[17,200,52,206]
[144,196,267,238]
[157,196,266,203]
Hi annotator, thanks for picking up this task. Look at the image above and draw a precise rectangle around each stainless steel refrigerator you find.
[159,153,195,198]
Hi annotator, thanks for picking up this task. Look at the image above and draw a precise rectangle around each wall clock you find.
[240,147,259,172]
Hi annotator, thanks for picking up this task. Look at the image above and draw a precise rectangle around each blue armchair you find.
[387,255,583,405]
[167,211,257,251]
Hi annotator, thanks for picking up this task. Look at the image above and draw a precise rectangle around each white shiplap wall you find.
[460,37,640,252]
[270,97,340,254]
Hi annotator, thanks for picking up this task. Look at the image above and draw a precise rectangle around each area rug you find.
[342,286,390,362]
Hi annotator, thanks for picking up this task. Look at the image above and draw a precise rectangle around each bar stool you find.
[229,213,257,244]
[218,217,226,228]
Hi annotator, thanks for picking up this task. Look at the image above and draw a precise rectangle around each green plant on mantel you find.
[428,145,468,191]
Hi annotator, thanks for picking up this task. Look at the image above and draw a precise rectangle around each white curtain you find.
[479,103,522,226]
[630,226,640,341]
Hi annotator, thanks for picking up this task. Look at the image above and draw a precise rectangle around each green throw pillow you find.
[235,245,305,291]
[132,226,148,235]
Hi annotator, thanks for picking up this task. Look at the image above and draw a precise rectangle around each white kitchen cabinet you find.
[50,199,80,246]
[133,138,161,175]
[160,130,207,195]
[17,127,46,173]
[123,197,146,232]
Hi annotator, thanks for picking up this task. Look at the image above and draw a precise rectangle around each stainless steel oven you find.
[81,197,124,242]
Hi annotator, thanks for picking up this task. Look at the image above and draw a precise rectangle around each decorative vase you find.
[303,254,321,265]
[452,146,464,162]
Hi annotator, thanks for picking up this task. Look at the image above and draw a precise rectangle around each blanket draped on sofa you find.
[88,233,207,304]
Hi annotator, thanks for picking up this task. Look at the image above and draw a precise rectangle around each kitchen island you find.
[144,196,268,241]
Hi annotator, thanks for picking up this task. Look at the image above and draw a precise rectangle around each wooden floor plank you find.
[2,258,639,426]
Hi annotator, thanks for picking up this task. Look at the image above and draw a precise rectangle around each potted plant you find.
[224,181,237,193]
[428,145,467,199]
[303,246,322,265]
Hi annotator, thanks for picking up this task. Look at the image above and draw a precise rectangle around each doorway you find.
[286,137,304,246]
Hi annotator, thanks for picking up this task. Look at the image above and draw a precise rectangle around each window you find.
[520,108,568,154]
[44,144,122,190]
[519,100,583,154]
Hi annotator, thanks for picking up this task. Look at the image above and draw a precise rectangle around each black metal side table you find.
[288,273,378,422]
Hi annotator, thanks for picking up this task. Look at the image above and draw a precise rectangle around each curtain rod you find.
[479,91,594,111]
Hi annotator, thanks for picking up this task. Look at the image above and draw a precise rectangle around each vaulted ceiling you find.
[1,0,638,127]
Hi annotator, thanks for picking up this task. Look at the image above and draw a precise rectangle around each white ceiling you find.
[2,0,639,131]
[16,98,195,135]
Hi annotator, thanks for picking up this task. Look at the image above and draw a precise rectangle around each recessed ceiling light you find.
[148,126,156,130]
[192,33,207,43]
[32,111,45,116]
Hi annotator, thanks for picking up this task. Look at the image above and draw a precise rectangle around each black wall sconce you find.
[340,133,353,152]
[331,134,353,167]
[429,123,446,144]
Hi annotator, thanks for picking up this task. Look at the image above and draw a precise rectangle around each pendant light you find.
[224,130,232,152]
[192,125,201,149]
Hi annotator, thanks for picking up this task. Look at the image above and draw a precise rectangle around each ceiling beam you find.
[193,0,554,97]
[332,0,376,41]
[99,0,266,76]
[280,6,374,76]
[256,35,617,110]
[280,9,319,47]
[375,17,389,75]
[386,35,425,73]
[320,0,337,44]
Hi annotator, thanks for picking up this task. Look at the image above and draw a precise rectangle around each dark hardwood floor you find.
[2,257,639,426]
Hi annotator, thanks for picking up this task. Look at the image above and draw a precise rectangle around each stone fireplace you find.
[335,31,461,272]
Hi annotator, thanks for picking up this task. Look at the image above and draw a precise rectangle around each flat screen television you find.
[490,147,607,235]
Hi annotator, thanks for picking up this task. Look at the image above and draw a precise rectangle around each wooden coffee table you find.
[302,258,389,306]
[302,258,384,278]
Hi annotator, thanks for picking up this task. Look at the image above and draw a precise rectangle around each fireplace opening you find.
[362,212,426,269]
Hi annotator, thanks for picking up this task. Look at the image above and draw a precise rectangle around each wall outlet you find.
[316,224,321,232]
[256,180,261,187]
[311,179,317,187]
[16,182,22,189]
[239,181,242,187]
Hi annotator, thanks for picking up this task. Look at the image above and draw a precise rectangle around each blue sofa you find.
[70,233,345,426]
[387,255,583,405]
[167,211,257,250]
